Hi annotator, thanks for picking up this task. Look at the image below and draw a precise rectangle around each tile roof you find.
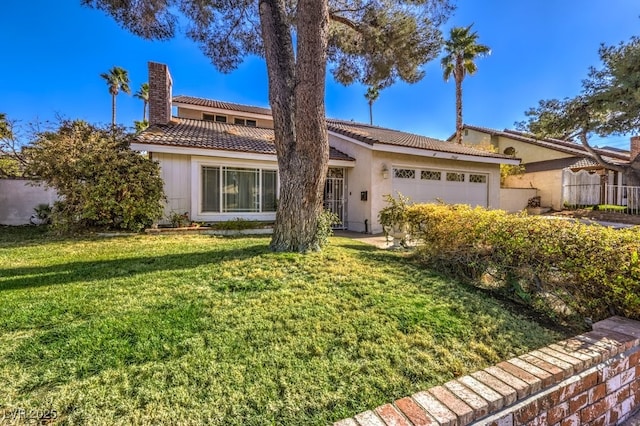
[135,118,354,161]
[169,95,513,160]
[568,157,601,169]
[173,95,273,116]
[462,125,630,162]
[326,119,512,159]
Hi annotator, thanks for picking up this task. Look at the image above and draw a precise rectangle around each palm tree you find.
[100,66,131,126]
[364,86,380,125]
[134,82,149,121]
[442,25,490,144]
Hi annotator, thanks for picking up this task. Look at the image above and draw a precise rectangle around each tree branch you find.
[329,12,359,32]
[577,130,625,173]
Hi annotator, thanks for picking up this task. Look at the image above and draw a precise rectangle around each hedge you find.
[405,204,640,323]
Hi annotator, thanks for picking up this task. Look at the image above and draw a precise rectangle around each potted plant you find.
[526,196,550,215]
[30,204,52,225]
[378,193,411,248]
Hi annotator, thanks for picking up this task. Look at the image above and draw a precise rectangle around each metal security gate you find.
[324,168,346,229]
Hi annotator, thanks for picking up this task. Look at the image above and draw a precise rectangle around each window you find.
[203,113,227,123]
[469,174,487,183]
[394,168,415,179]
[446,172,465,182]
[421,170,442,181]
[201,166,277,213]
[224,168,259,212]
[503,147,516,156]
[202,166,220,212]
[234,118,257,127]
[261,170,277,212]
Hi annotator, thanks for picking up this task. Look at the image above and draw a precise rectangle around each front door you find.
[324,168,346,229]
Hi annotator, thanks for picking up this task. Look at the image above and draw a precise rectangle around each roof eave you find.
[329,131,519,165]
[131,141,355,166]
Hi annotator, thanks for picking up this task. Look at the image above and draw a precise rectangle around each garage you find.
[391,167,489,207]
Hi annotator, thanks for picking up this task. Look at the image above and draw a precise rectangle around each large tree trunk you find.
[259,0,330,252]
[454,60,463,144]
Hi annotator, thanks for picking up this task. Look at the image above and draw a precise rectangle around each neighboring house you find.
[134,62,519,233]
[454,125,637,210]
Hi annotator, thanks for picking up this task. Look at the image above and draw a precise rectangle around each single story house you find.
[454,125,636,210]
[134,62,519,233]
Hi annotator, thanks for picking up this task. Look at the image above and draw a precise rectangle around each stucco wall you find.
[500,188,538,213]
[328,134,373,233]
[329,133,503,234]
[504,170,563,210]
[0,179,58,225]
[463,129,573,163]
[176,107,274,129]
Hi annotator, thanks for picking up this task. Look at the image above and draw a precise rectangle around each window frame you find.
[202,113,227,123]
[197,161,279,217]
[234,118,258,127]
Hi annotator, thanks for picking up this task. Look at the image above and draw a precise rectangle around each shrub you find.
[406,203,640,323]
[168,211,191,228]
[316,210,341,248]
[25,120,165,232]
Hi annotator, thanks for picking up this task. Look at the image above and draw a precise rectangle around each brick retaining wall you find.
[335,316,640,426]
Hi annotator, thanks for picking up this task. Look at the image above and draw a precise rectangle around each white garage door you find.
[391,167,488,207]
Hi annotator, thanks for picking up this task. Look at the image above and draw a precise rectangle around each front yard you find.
[0,228,570,425]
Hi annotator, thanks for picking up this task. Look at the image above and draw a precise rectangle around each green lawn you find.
[0,228,570,425]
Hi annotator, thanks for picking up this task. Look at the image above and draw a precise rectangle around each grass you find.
[0,227,571,425]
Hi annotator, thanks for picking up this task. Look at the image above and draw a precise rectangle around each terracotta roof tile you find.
[135,118,354,161]
[462,125,630,162]
[144,96,514,161]
[326,119,511,159]
[173,95,272,116]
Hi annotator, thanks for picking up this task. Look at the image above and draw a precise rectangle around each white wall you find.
[0,179,58,225]
[153,152,191,223]
[500,188,538,213]
[328,134,373,232]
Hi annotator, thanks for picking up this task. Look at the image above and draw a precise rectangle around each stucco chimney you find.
[148,62,173,126]
[631,136,640,163]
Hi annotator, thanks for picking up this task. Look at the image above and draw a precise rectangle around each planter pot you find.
[386,224,409,248]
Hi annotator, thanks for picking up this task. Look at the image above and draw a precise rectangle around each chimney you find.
[631,136,640,163]
[148,62,173,126]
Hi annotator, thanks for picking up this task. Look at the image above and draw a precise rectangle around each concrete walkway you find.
[333,230,393,249]
[622,410,640,425]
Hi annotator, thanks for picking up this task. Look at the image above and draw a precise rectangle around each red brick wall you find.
[148,62,173,126]
[631,136,640,163]
[335,316,640,426]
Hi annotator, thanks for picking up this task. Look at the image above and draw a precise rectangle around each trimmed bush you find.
[406,204,640,322]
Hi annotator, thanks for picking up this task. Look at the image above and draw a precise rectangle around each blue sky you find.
[1,1,639,149]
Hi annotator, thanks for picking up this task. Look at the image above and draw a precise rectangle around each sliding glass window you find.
[202,166,277,213]
[202,166,220,212]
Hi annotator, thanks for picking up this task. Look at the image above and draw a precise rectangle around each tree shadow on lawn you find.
[0,243,267,292]
[351,247,577,335]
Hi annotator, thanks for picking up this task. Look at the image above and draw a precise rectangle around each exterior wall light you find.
[381,164,389,179]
